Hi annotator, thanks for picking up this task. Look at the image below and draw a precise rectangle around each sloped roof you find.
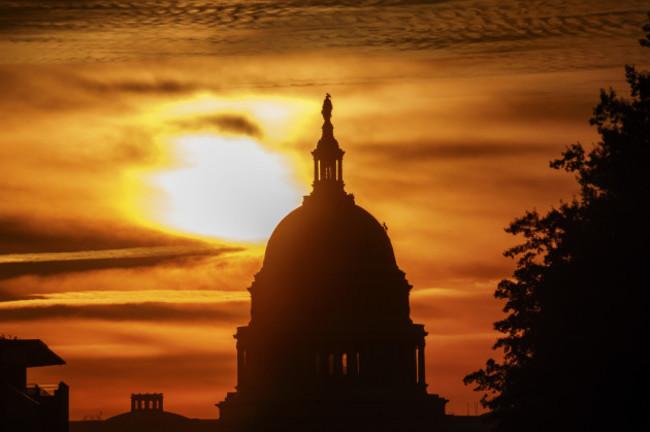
[0,338,65,367]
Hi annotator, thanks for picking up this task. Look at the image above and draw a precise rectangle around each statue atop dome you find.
[321,93,333,122]
[310,93,347,202]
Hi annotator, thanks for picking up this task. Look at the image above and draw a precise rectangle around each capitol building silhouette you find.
[217,95,450,432]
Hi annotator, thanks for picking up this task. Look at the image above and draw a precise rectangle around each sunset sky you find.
[1,0,649,420]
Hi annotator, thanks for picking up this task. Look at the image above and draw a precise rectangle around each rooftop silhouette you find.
[0,337,69,432]
[70,393,218,432]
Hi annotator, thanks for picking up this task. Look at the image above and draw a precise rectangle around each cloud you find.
[0,215,216,255]
[171,114,263,138]
[0,288,251,323]
[1,0,647,67]
[0,251,262,303]
[0,213,244,281]
[74,77,200,95]
[0,245,239,280]
[0,255,181,280]
[361,140,551,162]
[350,140,573,207]
[0,300,248,323]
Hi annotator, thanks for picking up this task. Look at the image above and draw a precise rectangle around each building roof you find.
[0,338,65,367]
[105,410,189,424]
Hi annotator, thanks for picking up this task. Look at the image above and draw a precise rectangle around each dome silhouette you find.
[252,197,411,329]
[264,201,397,272]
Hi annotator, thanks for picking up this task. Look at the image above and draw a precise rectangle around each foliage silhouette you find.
[464,13,650,432]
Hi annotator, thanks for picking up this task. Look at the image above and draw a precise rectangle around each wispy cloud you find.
[171,114,263,138]
[0,246,227,264]
[362,141,552,161]
[0,245,241,279]
[1,0,647,67]
[2,289,248,306]
[0,289,249,322]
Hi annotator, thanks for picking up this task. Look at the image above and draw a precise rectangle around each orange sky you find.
[1,0,649,420]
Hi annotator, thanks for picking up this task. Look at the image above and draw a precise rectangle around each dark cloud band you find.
[0,301,249,323]
[0,249,231,280]
[171,114,263,138]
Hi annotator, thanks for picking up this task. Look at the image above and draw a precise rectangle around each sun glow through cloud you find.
[147,134,301,242]
[118,95,317,243]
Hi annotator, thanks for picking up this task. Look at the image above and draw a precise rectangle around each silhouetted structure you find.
[217,96,448,431]
[71,393,218,432]
[130,392,163,411]
[0,337,69,432]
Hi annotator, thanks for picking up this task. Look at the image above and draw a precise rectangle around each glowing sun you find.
[149,134,302,242]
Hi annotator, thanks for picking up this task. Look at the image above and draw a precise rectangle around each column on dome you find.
[237,344,244,388]
[237,344,244,387]
[406,343,417,384]
[417,343,426,385]
[348,349,358,377]
[334,352,343,376]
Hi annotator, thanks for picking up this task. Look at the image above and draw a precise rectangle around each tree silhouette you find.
[465,13,650,432]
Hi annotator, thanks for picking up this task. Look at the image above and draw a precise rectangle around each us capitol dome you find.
[217,95,448,432]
